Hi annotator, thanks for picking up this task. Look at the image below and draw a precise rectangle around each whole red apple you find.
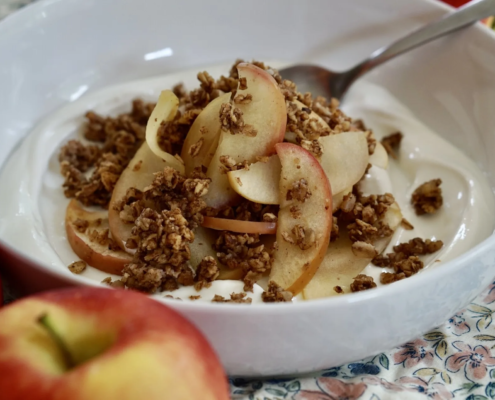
[0,287,230,400]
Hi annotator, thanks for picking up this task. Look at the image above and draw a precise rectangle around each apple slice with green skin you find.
[369,142,388,169]
[302,202,403,299]
[0,287,230,400]
[66,199,132,275]
[227,155,281,205]
[189,227,244,280]
[203,63,286,208]
[202,217,277,235]
[269,143,333,295]
[108,142,185,251]
[181,92,231,175]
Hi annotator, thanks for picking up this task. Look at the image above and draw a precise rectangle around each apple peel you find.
[202,217,276,235]
[66,199,132,275]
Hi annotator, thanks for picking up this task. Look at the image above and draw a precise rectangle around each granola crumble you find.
[334,286,344,294]
[411,179,443,215]
[261,281,293,302]
[68,261,86,274]
[213,231,273,291]
[381,132,403,159]
[219,102,257,137]
[212,292,252,304]
[373,237,444,283]
[206,199,279,223]
[59,100,155,207]
[286,178,312,202]
[195,256,219,291]
[350,274,377,292]
[115,166,210,232]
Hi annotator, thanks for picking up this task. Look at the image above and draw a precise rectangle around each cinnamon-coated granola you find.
[261,281,293,302]
[411,179,443,215]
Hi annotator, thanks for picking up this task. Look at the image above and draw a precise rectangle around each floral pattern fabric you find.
[230,281,495,400]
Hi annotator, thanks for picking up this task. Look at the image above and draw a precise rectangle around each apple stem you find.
[37,314,76,370]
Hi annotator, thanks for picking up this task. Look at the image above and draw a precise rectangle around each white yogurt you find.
[0,64,493,301]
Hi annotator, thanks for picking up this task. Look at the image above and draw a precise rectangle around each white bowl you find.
[1,0,495,377]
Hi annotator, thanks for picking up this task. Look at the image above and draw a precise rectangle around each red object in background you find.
[441,0,469,6]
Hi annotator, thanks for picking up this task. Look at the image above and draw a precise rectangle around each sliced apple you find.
[332,186,352,212]
[181,93,231,175]
[145,90,181,161]
[369,142,388,169]
[227,155,281,205]
[302,201,403,299]
[202,217,276,235]
[65,199,132,275]
[108,142,185,251]
[269,143,333,295]
[286,100,369,195]
[318,131,369,195]
[203,63,286,208]
[189,227,244,280]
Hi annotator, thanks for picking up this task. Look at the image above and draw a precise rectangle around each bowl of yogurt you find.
[1,0,495,376]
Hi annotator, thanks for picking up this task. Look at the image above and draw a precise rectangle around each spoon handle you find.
[347,0,495,81]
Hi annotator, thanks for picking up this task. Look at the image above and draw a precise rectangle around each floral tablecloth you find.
[3,1,495,399]
[230,281,495,400]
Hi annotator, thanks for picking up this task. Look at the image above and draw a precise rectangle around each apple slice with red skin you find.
[302,202,403,299]
[203,63,286,208]
[66,199,132,275]
[108,142,184,251]
[0,287,229,400]
[181,92,231,175]
[202,217,276,235]
[269,143,333,295]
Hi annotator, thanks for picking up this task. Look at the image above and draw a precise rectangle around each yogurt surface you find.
[0,63,493,302]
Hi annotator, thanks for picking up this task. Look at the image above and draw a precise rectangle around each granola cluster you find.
[116,166,210,232]
[411,179,443,216]
[350,274,377,292]
[381,132,403,159]
[59,100,154,206]
[261,281,293,302]
[206,199,278,223]
[219,102,257,137]
[338,191,396,256]
[373,237,444,284]
[120,208,195,292]
[212,292,252,304]
[213,231,274,291]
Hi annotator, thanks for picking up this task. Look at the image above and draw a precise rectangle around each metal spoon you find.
[279,0,495,100]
